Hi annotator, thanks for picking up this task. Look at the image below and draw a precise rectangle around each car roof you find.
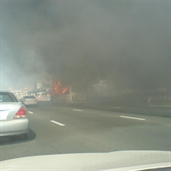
[0,91,14,94]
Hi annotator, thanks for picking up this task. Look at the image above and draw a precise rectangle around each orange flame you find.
[50,81,69,96]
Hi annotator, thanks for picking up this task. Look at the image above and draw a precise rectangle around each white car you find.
[0,91,29,139]
[21,95,38,106]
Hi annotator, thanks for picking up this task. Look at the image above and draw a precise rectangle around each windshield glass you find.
[0,93,17,102]
[0,0,170,169]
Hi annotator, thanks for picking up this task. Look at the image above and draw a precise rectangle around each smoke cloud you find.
[0,0,170,90]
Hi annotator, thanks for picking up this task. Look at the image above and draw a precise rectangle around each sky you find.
[0,0,170,90]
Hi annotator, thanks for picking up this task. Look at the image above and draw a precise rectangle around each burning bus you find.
[50,81,87,105]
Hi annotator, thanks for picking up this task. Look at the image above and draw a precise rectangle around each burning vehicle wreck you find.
[50,81,87,105]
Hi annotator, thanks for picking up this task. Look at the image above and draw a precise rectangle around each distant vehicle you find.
[21,95,38,106]
[36,93,51,101]
[0,91,29,139]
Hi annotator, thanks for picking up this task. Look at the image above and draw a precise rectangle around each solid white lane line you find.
[73,109,83,112]
[50,120,65,126]
[28,111,34,114]
[120,115,145,121]
[110,107,121,109]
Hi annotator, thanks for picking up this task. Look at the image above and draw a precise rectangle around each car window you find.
[0,93,17,102]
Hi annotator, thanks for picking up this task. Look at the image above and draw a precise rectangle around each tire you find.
[20,132,29,140]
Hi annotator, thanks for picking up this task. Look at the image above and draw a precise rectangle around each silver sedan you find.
[0,91,29,139]
[21,95,38,106]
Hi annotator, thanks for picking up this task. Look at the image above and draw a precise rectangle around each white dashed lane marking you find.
[120,115,145,121]
[50,120,65,126]
[28,111,34,114]
[73,109,83,112]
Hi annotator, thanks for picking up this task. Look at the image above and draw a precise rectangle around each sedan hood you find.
[0,151,171,171]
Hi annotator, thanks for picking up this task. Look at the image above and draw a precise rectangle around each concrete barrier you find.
[120,106,171,117]
[81,104,171,118]
[83,97,171,117]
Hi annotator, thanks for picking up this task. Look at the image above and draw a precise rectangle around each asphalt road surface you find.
[0,105,171,161]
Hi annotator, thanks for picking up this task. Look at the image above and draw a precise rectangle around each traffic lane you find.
[1,106,118,161]
[65,105,171,125]
[27,106,149,132]
[28,106,171,151]
[59,102,171,117]
[0,108,67,161]
[0,106,170,161]
[59,107,170,150]
[27,106,171,150]
[30,103,171,125]
[1,105,114,160]
[30,105,170,127]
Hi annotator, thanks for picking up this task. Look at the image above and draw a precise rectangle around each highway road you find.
[0,105,171,161]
